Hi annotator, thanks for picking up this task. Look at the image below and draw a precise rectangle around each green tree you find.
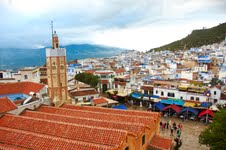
[199,109,226,150]
[210,78,223,87]
[75,73,100,88]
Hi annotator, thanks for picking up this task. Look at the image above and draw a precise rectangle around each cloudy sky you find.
[0,0,225,51]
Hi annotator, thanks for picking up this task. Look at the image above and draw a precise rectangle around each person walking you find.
[170,126,174,136]
[166,122,169,129]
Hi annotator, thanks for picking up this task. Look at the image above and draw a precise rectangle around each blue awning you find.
[131,93,142,99]
[179,107,199,115]
[161,99,184,106]
[151,95,159,98]
[112,104,127,110]
[153,102,165,111]
[200,102,212,108]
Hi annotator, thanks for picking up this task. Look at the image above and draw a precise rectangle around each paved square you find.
[160,117,209,150]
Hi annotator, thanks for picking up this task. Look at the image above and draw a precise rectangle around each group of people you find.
[160,120,183,139]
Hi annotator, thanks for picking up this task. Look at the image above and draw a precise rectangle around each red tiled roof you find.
[0,143,26,150]
[149,135,173,150]
[37,106,154,126]
[21,110,145,136]
[141,85,153,91]
[92,97,108,105]
[0,97,17,113]
[62,104,160,120]
[0,114,127,147]
[85,70,95,74]
[115,69,126,73]
[95,72,114,75]
[0,126,114,150]
[0,82,45,95]
[69,89,98,97]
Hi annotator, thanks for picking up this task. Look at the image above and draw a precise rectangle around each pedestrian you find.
[173,122,177,130]
[170,126,174,136]
[177,129,181,138]
[162,122,165,130]
[166,122,169,129]
[178,123,181,129]
[160,121,162,130]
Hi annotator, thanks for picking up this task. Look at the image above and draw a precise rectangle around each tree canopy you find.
[74,73,100,88]
[210,78,223,87]
[199,109,226,150]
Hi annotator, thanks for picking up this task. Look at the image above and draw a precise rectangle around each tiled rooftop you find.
[92,97,108,105]
[0,82,45,95]
[0,97,17,113]
[62,104,160,120]
[0,114,127,147]
[0,143,26,150]
[21,110,145,136]
[69,89,98,97]
[37,106,153,126]
[149,135,173,150]
[0,126,114,150]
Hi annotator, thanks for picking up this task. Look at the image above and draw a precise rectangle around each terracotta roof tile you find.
[85,70,95,74]
[92,97,108,105]
[0,97,17,113]
[0,126,114,150]
[0,82,45,95]
[62,104,160,120]
[115,69,126,73]
[69,89,98,97]
[37,106,153,126]
[0,114,127,147]
[149,135,173,150]
[21,110,145,136]
[0,143,26,150]
[95,72,114,75]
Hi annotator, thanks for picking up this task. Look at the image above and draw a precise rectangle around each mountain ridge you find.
[0,44,125,70]
[151,22,226,51]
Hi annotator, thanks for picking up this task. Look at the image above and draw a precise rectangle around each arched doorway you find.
[102,84,107,93]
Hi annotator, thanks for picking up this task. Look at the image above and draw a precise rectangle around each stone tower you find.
[46,30,70,107]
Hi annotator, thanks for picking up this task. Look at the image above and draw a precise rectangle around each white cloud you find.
[0,0,225,49]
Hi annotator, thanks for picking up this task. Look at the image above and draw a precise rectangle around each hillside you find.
[0,44,125,70]
[152,22,226,51]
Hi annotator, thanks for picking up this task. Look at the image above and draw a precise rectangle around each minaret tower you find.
[46,22,70,106]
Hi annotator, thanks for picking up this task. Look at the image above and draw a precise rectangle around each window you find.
[214,91,217,95]
[24,75,28,79]
[191,97,194,100]
[83,97,86,100]
[167,92,175,97]
[161,91,164,96]
[52,66,56,70]
[0,73,3,78]
[61,66,64,70]
[195,97,199,101]
[142,135,145,145]
[156,90,158,94]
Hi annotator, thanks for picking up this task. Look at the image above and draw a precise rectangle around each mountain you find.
[151,22,226,51]
[0,44,125,70]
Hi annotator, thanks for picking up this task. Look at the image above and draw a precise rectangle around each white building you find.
[154,87,207,102]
